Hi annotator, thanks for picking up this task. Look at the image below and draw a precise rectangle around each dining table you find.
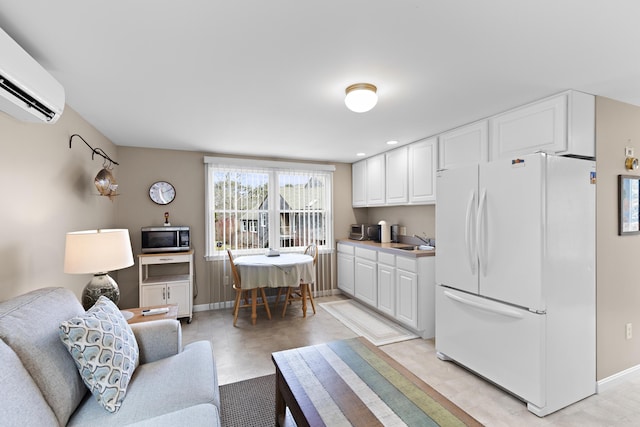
[233,253,314,324]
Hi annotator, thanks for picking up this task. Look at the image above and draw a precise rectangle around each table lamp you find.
[64,229,134,310]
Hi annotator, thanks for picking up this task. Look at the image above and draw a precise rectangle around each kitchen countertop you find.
[337,239,435,258]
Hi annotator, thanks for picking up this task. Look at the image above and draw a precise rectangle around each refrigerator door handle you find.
[464,191,477,274]
[476,189,488,276]
[443,290,524,319]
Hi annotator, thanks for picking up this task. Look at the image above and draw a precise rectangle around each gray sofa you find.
[0,287,221,426]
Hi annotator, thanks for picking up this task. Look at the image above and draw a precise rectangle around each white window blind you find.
[205,157,334,259]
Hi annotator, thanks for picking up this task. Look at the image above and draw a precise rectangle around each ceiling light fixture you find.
[345,83,377,113]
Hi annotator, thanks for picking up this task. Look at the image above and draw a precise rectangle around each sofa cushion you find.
[68,341,219,426]
[0,287,87,426]
[127,404,221,427]
[60,296,139,413]
[0,339,59,426]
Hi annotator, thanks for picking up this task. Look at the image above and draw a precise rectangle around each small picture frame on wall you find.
[619,174,640,235]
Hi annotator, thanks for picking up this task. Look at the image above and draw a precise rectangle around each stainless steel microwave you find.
[141,226,190,253]
[349,224,379,241]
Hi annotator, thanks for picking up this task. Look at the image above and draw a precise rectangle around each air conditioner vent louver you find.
[0,74,56,121]
[0,27,65,124]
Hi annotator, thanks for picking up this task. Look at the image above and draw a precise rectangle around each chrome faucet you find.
[413,234,431,245]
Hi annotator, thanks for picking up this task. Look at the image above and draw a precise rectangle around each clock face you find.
[149,181,176,205]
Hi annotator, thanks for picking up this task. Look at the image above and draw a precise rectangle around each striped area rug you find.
[320,299,418,346]
[272,337,481,426]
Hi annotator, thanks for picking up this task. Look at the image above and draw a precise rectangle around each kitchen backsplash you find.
[366,204,435,240]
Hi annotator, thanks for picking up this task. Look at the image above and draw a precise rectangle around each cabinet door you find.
[167,281,190,317]
[377,264,395,316]
[396,269,418,329]
[408,137,437,204]
[366,154,385,206]
[385,147,408,205]
[140,283,166,307]
[438,120,488,170]
[337,253,355,296]
[490,95,567,159]
[352,160,367,207]
[355,258,377,306]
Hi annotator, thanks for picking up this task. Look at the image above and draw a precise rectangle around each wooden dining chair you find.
[280,243,318,318]
[227,249,271,326]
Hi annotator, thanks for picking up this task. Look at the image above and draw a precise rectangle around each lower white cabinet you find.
[140,281,190,315]
[138,251,193,322]
[336,242,436,338]
[337,244,355,296]
[396,257,419,329]
[354,247,377,307]
[377,252,396,316]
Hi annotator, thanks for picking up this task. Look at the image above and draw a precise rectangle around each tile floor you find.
[182,295,640,426]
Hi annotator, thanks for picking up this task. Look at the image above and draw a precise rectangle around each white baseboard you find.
[192,288,343,314]
[597,363,640,393]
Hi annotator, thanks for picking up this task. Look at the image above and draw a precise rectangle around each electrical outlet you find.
[626,323,633,340]
[626,146,635,157]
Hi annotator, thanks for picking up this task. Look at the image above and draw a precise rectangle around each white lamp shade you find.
[64,229,134,274]
[345,83,378,113]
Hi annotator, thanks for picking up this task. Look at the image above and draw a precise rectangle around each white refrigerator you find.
[435,153,596,417]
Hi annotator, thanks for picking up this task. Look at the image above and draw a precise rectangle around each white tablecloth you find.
[233,253,314,289]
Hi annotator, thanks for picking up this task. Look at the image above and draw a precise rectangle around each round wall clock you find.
[149,181,176,205]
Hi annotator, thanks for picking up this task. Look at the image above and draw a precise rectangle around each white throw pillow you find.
[59,296,139,413]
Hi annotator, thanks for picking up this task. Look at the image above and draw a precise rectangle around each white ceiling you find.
[1,1,640,163]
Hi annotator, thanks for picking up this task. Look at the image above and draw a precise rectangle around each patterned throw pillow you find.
[59,296,139,413]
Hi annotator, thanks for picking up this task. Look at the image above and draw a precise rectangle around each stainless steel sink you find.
[395,245,434,251]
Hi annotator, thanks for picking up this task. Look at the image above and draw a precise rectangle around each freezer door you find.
[478,154,544,310]
[436,286,545,408]
[435,165,479,294]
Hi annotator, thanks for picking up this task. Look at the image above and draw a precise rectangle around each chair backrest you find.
[304,243,318,266]
[227,249,242,289]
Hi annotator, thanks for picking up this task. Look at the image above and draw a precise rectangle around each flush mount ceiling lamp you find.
[345,83,378,113]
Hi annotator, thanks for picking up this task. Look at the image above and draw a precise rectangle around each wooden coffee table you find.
[271,337,481,427]
[122,304,178,324]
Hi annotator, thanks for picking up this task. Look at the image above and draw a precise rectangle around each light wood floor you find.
[182,294,640,426]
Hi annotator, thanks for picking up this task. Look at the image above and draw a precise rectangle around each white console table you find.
[138,250,193,323]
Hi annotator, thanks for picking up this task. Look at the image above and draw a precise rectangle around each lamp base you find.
[81,273,120,310]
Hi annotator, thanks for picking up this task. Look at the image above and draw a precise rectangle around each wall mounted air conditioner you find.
[0,27,64,124]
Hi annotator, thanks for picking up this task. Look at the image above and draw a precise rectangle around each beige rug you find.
[319,299,418,346]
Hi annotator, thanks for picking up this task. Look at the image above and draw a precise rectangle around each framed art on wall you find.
[619,174,640,235]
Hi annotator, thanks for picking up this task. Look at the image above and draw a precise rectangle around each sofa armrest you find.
[130,319,182,364]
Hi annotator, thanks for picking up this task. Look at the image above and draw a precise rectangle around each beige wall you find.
[596,96,640,380]
[366,205,436,239]
[114,147,355,309]
[0,107,118,302]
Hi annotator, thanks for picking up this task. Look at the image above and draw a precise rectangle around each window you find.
[205,157,334,258]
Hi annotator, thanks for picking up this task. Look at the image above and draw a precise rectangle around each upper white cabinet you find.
[351,89,594,207]
[490,90,594,160]
[366,154,386,206]
[438,120,489,170]
[352,160,366,207]
[352,139,437,207]
[385,146,408,205]
[408,137,437,204]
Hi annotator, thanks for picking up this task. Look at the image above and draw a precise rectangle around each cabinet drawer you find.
[141,253,190,265]
[337,243,355,255]
[355,247,377,261]
[378,251,395,266]
[396,256,416,272]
